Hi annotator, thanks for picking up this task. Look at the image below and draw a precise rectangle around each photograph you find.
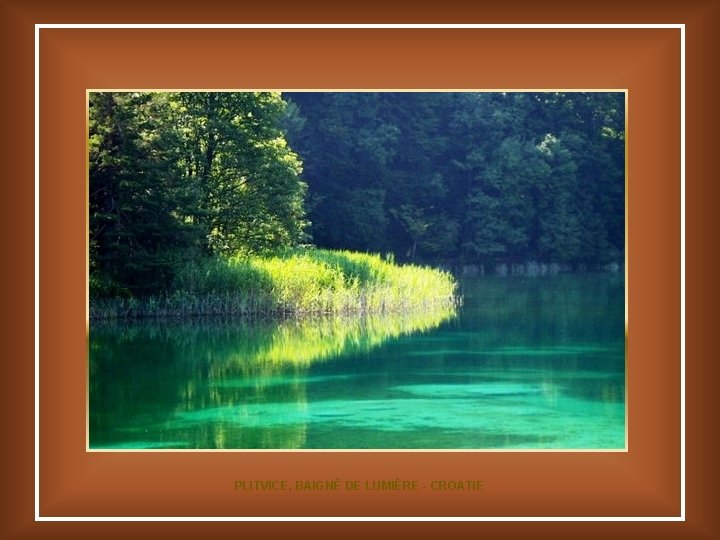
[88,90,626,450]
[20,15,698,527]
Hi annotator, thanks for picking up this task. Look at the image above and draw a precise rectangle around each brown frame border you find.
[3,1,717,537]
[41,23,682,518]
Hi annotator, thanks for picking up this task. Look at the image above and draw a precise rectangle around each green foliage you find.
[90,90,625,311]
[247,248,456,314]
[285,91,625,268]
[89,92,200,296]
[172,92,308,257]
[90,249,457,319]
[90,92,309,298]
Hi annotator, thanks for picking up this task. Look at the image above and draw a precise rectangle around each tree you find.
[172,92,308,256]
[89,92,199,296]
[535,134,582,263]
[89,91,310,297]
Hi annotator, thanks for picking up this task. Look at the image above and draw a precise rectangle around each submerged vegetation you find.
[90,249,457,320]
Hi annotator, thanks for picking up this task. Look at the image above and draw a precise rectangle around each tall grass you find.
[90,248,458,320]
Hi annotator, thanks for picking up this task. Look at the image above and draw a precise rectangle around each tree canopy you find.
[284,91,624,267]
[89,91,307,297]
[89,91,625,298]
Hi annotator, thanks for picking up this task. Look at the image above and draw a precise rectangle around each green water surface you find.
[89,274,625,449]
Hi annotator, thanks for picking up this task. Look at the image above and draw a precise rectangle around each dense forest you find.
[284,92,624,268]
[89,91,624,304]
[90,92,308,298]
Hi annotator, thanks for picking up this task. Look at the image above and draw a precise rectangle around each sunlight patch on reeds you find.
[90,248,458,320]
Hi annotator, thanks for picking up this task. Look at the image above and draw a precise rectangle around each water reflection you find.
[90,275,625,450]
[89,305,457,449]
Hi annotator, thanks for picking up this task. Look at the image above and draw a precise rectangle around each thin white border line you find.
[34,22,685,522]
[679,23,686,522]
[35,23,685,29]
[34,22,41,523]
[35,516,686,522]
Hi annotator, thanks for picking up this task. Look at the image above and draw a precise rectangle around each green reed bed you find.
[90,249,458,320]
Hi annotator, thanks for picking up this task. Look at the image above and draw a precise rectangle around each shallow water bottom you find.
[90,274,625,450]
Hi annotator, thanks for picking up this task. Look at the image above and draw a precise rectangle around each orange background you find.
[2,1,718,538]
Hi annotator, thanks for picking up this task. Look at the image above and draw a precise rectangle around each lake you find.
[89,274,625,450]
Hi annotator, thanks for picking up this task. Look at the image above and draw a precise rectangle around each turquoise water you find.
[89,274,625,449]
